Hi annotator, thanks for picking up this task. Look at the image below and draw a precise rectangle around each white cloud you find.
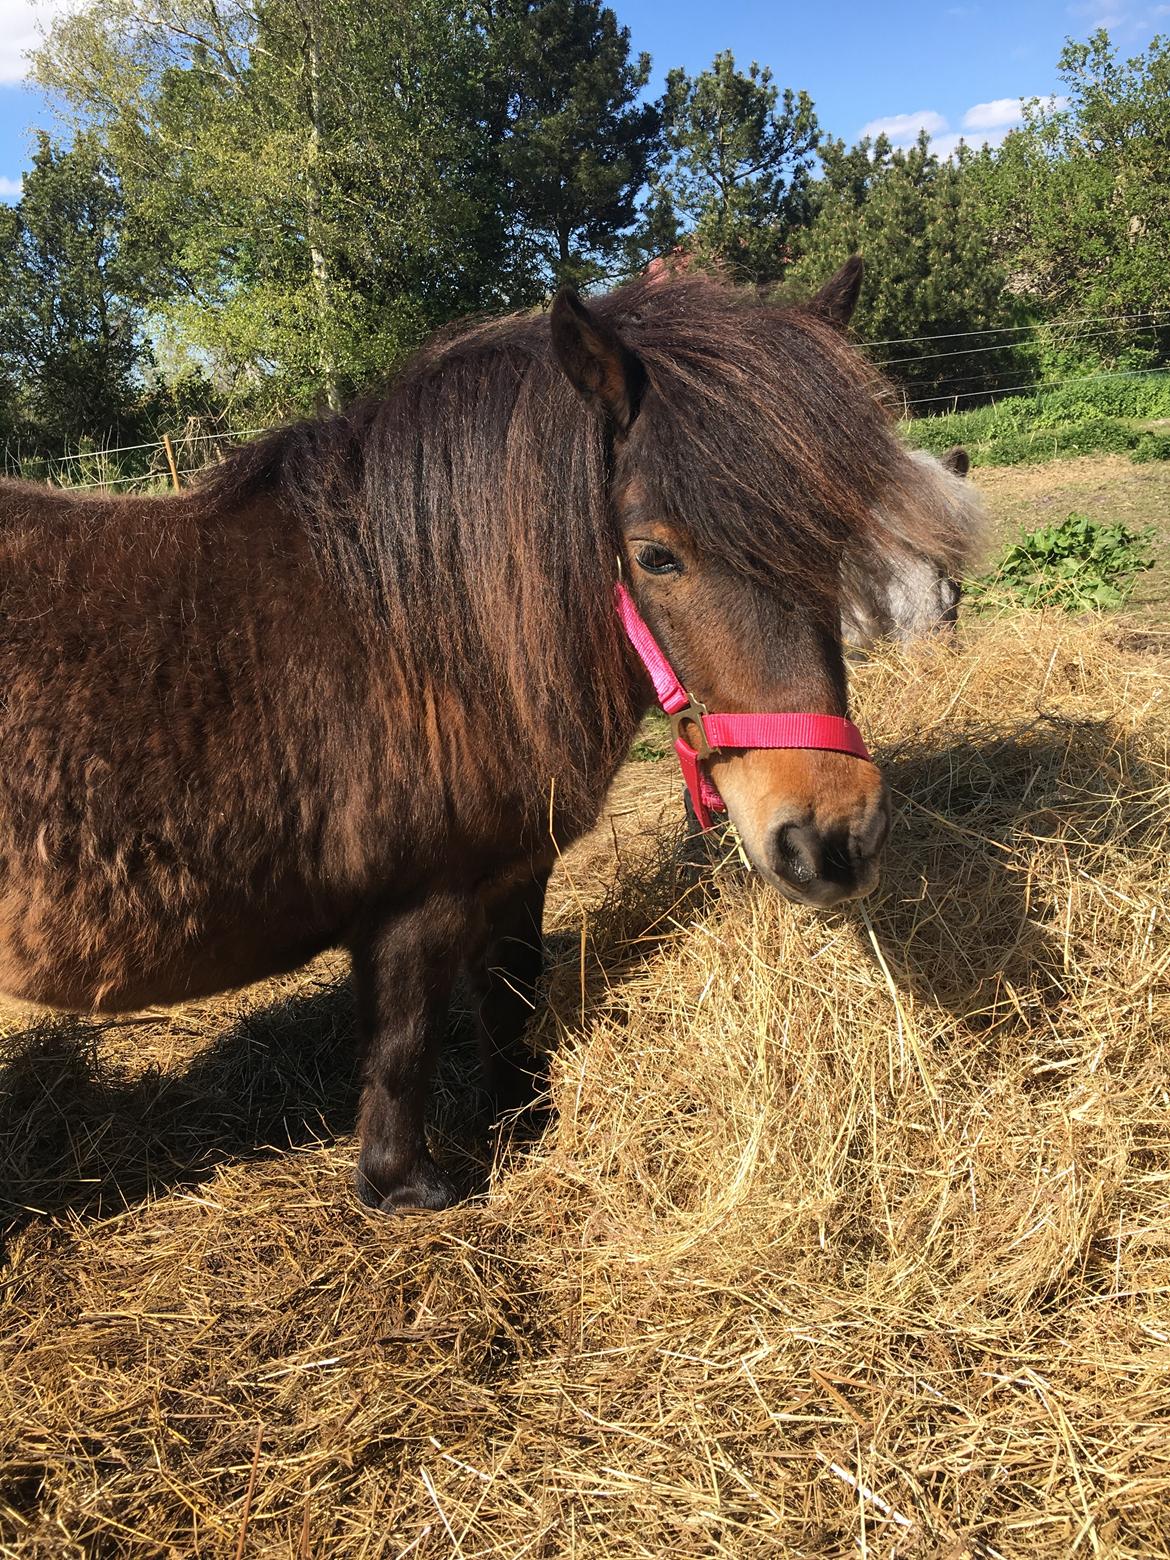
[0,0,73,85]
[963,97,1026,131]
[857,90,1072,164]
[1068,1,1170,34]
[0,174,22,196]
[858,109,949,147]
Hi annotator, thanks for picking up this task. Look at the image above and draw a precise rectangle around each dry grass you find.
[2,611,1169,1558]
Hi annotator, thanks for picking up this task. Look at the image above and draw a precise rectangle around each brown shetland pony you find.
[0,261,963,1211]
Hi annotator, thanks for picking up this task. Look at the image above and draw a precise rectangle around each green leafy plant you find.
[1131,431,1170,463]
[906,375,1170,468]
[977,512,1155,610]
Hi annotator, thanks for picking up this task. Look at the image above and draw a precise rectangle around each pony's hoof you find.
[357,1156,459,1213]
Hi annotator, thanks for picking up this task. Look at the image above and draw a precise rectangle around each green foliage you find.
[7,10,1169,463]
[1027,377,1170,425]
[0,133,150,450]
[978,512,1155,611]
[629,712,671,761]
[493,0,660,291]
[1131,432,1170,463]
[787,134,1027,402]
[645,51,819,282]
[976,31,1170,359]
[629,712,672,762]
[35,0,515,417]
[907,374,1170,466]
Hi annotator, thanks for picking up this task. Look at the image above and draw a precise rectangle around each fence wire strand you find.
[902,362,1170,409]
[6,311,1170,486]
[872,317,1170,370]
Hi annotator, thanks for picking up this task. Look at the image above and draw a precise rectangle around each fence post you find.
[162,433,181,492]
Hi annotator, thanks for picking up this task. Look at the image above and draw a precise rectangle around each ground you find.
[1,456,1168,1558]
[975,454,1170,617]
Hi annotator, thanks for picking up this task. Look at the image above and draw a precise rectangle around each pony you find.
[841,445,986,648]
[0,262,965,1211]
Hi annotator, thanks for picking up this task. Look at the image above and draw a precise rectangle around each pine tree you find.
[0,133,148,449]
[790,134,1025,405]
[491,0,661,291]
[647,51,819,283]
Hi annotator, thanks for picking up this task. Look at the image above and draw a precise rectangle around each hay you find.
[1,611,1168,1558]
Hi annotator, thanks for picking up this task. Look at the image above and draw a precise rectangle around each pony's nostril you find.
[769,811,887,905]
[771,822,820,888]
[822,833,855,882]
[856,797,891,863]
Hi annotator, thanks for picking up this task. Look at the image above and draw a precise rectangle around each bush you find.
[1052,417,1138,458]
[1131,431,1170,463]
[977,512,1155,611]
[1030,376,1170,424]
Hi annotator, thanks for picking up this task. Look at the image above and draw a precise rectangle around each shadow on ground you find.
[1,713,1157,1259]
[0,976,363,1260]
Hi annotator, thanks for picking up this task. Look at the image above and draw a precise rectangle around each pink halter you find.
[615,582,872,830]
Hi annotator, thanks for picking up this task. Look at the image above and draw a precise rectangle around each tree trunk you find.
[304,5,342,412]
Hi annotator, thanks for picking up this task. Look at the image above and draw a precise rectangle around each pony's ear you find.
[941,445,971,478]
[810,255,864,329]
[550,289,646,435]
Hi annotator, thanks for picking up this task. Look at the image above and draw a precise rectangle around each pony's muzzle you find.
[765,790,890,907]
[711,747,891,908]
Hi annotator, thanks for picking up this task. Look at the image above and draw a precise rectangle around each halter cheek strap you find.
[614,581,872,831]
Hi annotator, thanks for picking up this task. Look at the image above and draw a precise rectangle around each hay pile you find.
[1,612,1168,1558]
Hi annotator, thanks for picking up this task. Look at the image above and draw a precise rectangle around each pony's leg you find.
[351,892,476,1212]
[475,867,551,1115]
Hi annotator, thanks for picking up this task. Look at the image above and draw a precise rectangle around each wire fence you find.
[903,362,1170,410]
[872,314,1170,370]
[858,307,1170,348]
[4,308,1169,490]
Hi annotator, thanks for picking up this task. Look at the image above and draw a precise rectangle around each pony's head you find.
[549,259,961,907]
[841,445,986,649]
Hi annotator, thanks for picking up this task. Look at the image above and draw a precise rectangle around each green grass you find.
[630,711,672,761]
[906,373,1170,468]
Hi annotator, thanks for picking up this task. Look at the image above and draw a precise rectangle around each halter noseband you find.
[614,582,872,830]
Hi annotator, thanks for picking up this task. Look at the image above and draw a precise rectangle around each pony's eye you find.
[635,543,682,576]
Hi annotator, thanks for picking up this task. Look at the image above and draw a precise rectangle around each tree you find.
[36,0,510,415]
[0,133,149,449]
[978,29,1170,369]
[790,134,1026,405]
[0,201,21,451]
[645,51,819,282]
[491,0,661,291]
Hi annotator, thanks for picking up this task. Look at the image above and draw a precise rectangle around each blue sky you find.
[1,0,1168,197]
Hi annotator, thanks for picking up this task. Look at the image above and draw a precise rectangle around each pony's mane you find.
[197,276,967,796]
[841,447,988,646]
[898,447,986,569]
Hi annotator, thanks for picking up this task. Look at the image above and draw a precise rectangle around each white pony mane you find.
[841,446,988,649]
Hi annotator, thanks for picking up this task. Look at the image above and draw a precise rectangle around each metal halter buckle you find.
[669,697,715,759]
